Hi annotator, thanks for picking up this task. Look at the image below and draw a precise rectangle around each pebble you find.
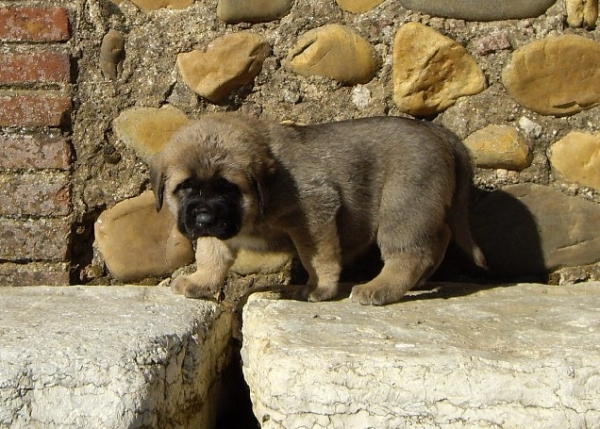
[464,125,532,171]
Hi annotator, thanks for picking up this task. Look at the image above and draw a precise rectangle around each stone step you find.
[0,286,233,429]
[241,282,600,429]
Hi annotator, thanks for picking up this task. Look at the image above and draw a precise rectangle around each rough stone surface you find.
[286,24,381,85]
[502,35,600,116]
[113,106,190,163]
[177,32,270,102]
[471,184,600,276]
[550,131,600,192]
[566,0,599,28]
[393,22,486,116]
[130,0,194,12]
[242,282,600,429]
[217,0,293,23]
[398,0,557,21]
[0,286,232,429]
[335,0,386,14]
[464,124,532,171]
[95,191,194,282]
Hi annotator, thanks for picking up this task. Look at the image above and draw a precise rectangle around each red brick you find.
[0,261,70,286]
[0,217,71,261]
[0,133,72,170]
[0,7,70,42]
[0,172,71,216]
[0,52,71,84]
[0,95,72,127]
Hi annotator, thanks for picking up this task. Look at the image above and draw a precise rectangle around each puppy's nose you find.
[195,210,214,226]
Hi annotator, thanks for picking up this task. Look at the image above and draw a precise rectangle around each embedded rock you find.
[502,35,600,116]
[335,0,386,13]
[177,32,270,102]
[99,29,125,80]
[130,0,194,12]
[398,0,557,21]
[231,248,293,276]
[550,131,600,191]
[464,124,532,171]
[286,24,381,85]
[471,184,600,277]
[217,0,293,23]
[0,286,232,429]
[113,106,190,163]
[95,191,194,282]
[393,22,486,116]
[242,282,600,429]
[566,0,599,28]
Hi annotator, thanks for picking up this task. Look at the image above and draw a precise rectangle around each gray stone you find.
[399,0,557,21]
[0,286,232,429]
[217,0,293,23]
[242,282,600,429]
[471,184,600,276]
[99,29,125,80]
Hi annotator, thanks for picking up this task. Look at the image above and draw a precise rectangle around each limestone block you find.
[95,191,194,282]
[113,106,190,163]
[398,0,557,21]
[286,24,381,85]
[217,0,293,23]
[551,131,600,191]
[0,286,232,429]
[242,282,600,429]
[393,22,486,116]
[177,32,270,103]
[335,0,386,13]
[464,124,532,171]
[99,29,125,80]
[566,0,599,28]
[471,184,600,276]
[130,0,193,12]
[502,35,600,116]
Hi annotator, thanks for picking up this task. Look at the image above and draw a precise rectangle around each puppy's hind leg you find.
[351,225,451,306]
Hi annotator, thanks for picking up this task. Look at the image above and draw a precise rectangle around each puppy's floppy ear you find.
[150,156,166,212]
[251,155,277,216]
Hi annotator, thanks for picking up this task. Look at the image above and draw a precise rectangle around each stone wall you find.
[1,0,599,287]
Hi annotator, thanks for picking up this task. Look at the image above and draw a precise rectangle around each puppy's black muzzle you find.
[176,178,243,241]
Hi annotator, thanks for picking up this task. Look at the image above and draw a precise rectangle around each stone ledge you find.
[0,286,233,429]
[241,282,600,429]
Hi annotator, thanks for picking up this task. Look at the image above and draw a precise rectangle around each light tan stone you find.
[566,0,599,28]
[502,35,600,116]
[464,125,532,171]
[95,191,194,282]
[100,29,125,80]
[335,0,386,13]
[113,106,190,163]
[286,24,381,85]
[550,131,600,191]
[393,22,486,116]
[217,0,293,23]
[130,0,193,12]
[177,32,270,102]
[231,248,293,276]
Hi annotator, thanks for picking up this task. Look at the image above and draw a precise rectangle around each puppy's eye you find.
[175,179,199,196]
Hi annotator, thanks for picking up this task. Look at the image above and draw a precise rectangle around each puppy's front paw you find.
[350,283,401,306]
[170,275,222,301]
[294,284,337,302]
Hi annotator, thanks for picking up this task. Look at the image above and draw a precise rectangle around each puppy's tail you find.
[447,137,488,270]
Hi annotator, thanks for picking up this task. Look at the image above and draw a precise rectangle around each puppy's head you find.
[150,113,275,241]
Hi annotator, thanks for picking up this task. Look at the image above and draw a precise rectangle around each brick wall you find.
[0,5,73,285]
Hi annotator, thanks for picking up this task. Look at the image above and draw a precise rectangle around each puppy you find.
[151,113,486,305]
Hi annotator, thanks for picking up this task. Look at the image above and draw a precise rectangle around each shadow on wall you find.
[468,189,547,283]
